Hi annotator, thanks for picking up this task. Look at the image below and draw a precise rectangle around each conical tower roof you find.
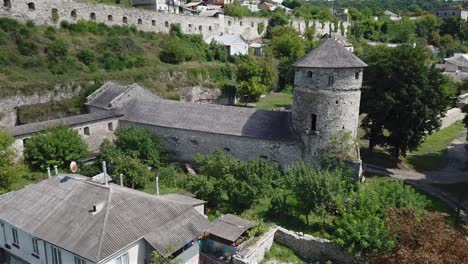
[293,38,367,68]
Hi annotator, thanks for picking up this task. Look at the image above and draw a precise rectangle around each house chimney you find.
[120,173,123,187]
[102,161,108,187]
[54,165,58,175]
[47,167,51,178]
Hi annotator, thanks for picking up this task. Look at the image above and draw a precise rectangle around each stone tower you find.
[291,38,367,159]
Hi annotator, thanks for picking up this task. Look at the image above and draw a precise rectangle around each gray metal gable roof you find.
[121,99,299,142]
[86,82,129,110]
[0,176,211,261]
[293,38,367,68]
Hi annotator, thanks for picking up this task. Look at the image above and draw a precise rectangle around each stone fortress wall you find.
[0,0,347,41]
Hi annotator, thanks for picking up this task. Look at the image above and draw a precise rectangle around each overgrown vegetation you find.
[24,125,89,170]
[0,18,234,98]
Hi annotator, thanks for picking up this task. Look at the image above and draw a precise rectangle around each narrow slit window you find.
[355,72,360,79]
[108,122,113,131]
[12,228,19,245]
[32,238,39,256]
[152,20,156,26]
[307,71,313,78]
[123,17,128,24]
[90,13,96,21]
[328,75,334,86]
[138,18,142,25]
[84,127,90,136]
[311,114,317,131]
[71,10,77,19]
[108,15,113,21]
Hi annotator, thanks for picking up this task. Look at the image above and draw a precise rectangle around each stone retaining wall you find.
[441,108,465,129]
[0,0,346,41]
[274,227,358,264]
[233,226,357,264]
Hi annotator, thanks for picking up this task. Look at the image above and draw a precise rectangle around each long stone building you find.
[8,38,367,170]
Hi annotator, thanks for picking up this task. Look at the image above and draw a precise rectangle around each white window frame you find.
[32,238,40,256]
[12,228,19,246]
[74,256,86,264]
[116,252,129,264]
[51,246,62,264]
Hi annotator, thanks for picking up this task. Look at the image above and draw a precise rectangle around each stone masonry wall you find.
[0,0,266,40]
[0,83,83,128]
[441,107,465,129]
[0,0,347,41]
[274,227,358,264]
[233,227,278,264]
[119,120,304,167]
[12,117,119,159]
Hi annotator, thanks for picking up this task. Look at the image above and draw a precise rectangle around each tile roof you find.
[207,214,256,242]
[0,175,211,261]
[7,111,123,137]
[293,38,367,68]
[121,99,298,142]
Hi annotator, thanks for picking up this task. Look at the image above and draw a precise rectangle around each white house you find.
[205,35,249,56]
[0,174,211,264]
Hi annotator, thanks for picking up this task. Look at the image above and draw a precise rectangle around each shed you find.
[207,214,256,244]
[204,35,249,56]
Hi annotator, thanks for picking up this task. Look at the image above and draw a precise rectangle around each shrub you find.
[76,48,96,65]
[17,39,38,56]
[258,22,265,34]
[24,125,90,170]
[47,38,69,57]
[159,37,189,64]
[44,26,57,40]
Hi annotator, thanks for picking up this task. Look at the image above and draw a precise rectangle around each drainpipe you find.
[102,161,108,187]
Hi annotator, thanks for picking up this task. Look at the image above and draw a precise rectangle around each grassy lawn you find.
[261,242,305,264]
[254,92,293,110]
[361,122,466,172]
[404,122,465,171]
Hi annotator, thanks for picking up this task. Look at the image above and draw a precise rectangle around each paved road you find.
[363,130,468,223]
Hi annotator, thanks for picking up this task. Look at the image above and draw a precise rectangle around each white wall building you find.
[205,35,249,56]
[0,175,211,264]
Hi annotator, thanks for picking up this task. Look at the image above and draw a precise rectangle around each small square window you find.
[307,71,313,78]
[116,252,129,264]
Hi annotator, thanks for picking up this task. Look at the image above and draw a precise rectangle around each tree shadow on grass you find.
[360,147,400,169]
[405,152,448,172]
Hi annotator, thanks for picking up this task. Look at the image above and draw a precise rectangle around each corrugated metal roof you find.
[207,214,256,242]
[121,98,298,142]
[0,176,211,261]
[293,38,367,68]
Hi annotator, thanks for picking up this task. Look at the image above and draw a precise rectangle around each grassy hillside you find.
[0,18,235,98]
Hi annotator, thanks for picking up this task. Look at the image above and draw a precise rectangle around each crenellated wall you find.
[0,0,347,40]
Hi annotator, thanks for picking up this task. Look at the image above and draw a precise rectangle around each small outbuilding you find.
[205,35,249,56]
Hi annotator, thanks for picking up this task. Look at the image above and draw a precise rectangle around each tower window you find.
[355,72,360,79]
[165,21,169,27]
[199,25,202,31]
[90,12,96,21]
[152,20,156,26]
[71,10,77,19]
[138,18,142,25]
[27,2,35,11]
[108,122,113,131]
[108,15,113,21]
[84,127,90,136]
[311,114,317,131]
[123,16,128,24]
[3,0,11,9]
[328,75,334,86]
[307,71,313,78]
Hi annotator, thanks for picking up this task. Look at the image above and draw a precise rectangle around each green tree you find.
[112,154,152,189]
[224,2,252,18]
[361,44,452,157]
[236,57,277,101]
[0,131,23,192]
[286,163,351,225]
[24,125,89,170]
[331,180,428,256]
[113,126,164,167]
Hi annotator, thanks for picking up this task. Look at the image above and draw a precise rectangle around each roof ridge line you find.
[95,186,113,261]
